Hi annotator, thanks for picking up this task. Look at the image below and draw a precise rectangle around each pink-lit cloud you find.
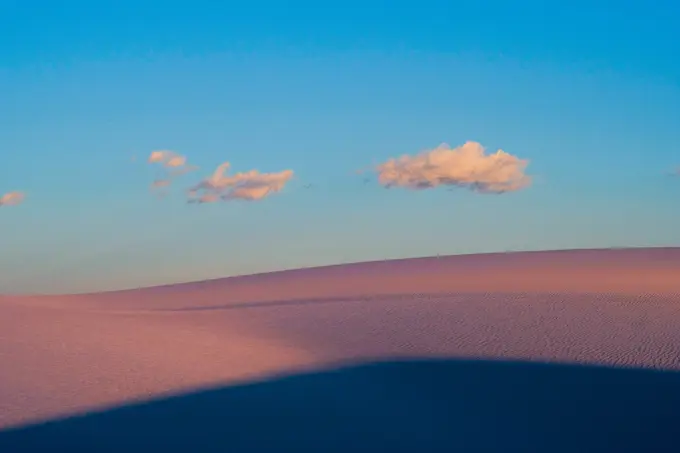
[151,179,171,189]
[147,150,198,195]
[148,150,185,167]
[0,191,26,207]
[148,179,172,198]
[373,141,532,194]
[188,162,294,203]
[148,150,199,175]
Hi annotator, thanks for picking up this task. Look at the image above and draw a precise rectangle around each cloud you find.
[0,191,26,207]
[188,162,294,203]
[373,141,532,194]
[151,179,171,189]
[147,150,198,194]
[148,150,199,174]
[148,150,185,167]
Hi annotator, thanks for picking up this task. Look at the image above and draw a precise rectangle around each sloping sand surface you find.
[47,247,680,308]
[1,248,679,450]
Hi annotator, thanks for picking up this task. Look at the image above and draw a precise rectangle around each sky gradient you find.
[1,0,679,294]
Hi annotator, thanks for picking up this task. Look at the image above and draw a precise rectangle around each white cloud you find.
[0,191,26,207]
[188,162,294,203]
[374,141,532,194]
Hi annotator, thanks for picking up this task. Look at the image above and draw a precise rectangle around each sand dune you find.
[1,248,679,451]
[3,359,679,452]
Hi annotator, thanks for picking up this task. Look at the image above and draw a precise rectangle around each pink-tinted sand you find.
[1,247,680,429]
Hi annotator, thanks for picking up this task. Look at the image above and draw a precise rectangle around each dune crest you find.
[36,248,680,309]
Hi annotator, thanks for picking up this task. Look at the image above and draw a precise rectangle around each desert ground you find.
[1,247,679,452]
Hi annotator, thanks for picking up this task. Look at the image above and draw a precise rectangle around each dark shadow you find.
[1,358,678,452]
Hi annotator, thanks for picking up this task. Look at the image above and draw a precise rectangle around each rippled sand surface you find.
[1,248,679,451]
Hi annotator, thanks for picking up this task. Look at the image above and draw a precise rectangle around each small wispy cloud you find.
[148,179,172,199]
[151,179,171,189]
[188,162,294,203]
[148,150,186,167]
[372,141,532,194]
[148,150,199,175]
[147,150,198,194]
[0,191,26,207]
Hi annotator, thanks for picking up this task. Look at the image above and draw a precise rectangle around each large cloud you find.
[188,162,294,203]
[0,191,25,207]
[374,141,531,193]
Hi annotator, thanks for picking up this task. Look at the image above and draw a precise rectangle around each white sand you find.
[1,247,679,429]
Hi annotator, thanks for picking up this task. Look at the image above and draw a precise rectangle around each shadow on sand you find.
[1,358,678,452]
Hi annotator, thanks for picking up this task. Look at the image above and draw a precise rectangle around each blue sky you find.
[1,0,679,294]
